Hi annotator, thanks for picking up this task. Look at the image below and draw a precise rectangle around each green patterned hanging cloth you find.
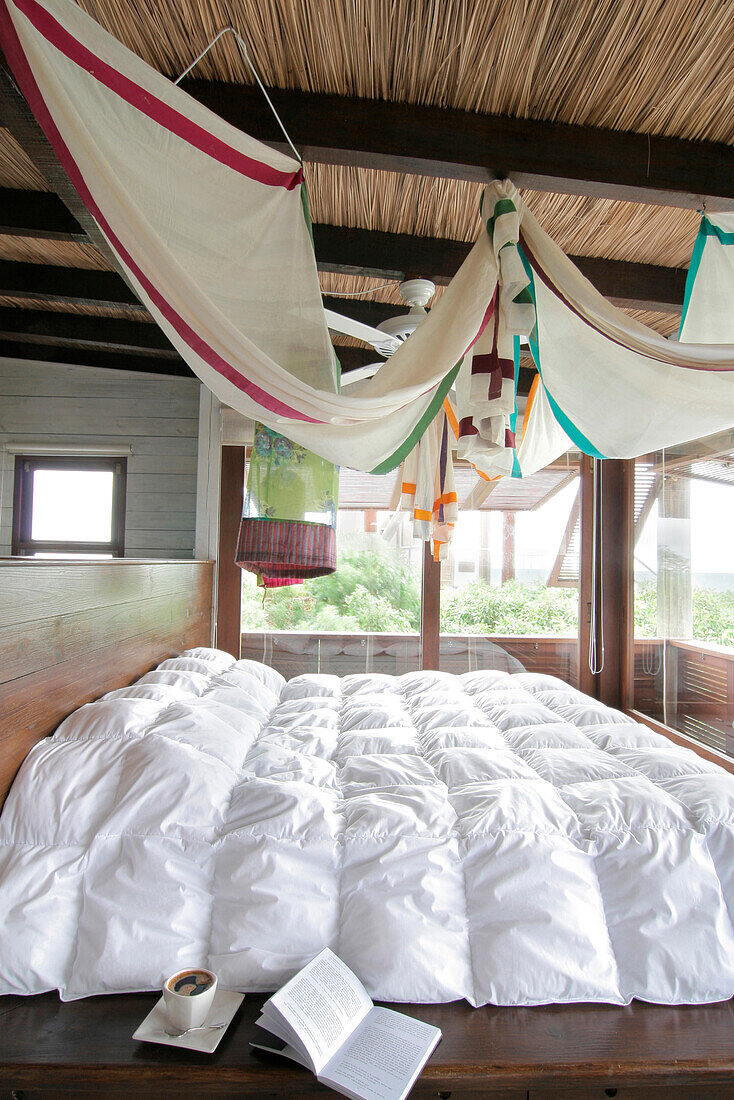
[236,424,338,588]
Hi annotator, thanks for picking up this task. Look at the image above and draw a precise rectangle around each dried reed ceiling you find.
[307,164,701,268]
[0,294,153,320]
[0,235,111,269]
[0,128,48,189]
[67,0,734,144]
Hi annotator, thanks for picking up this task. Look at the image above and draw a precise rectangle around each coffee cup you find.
[163,967,218,1031]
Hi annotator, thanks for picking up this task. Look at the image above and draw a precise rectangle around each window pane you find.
[634,431,734,757]
[439,461,580,680]
[31,469,114,542]
[241,468,423,677]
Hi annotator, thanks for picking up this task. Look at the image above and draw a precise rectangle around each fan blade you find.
[324,309,402,355]
[340,361,385,386]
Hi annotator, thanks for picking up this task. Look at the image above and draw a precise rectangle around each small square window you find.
[12,455,126,557]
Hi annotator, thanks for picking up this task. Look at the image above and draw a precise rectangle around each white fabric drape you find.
[0,0,504,475]
[679,213,734,345]
[3,0,734,495]
[513,193,734,459]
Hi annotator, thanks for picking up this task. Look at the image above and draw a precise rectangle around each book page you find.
[268,948,373,1074]
[319,1006,441,1100]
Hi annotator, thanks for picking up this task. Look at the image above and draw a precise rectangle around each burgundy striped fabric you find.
[236,517,337,588]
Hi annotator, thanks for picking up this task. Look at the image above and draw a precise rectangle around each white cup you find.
[163,967,218,1031]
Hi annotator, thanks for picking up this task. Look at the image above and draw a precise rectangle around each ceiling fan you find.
[324,278,436,386]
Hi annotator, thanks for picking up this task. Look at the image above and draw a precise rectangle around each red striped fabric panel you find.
[236,517,337,587]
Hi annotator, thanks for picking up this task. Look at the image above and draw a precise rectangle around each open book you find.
[251,949,442,1100]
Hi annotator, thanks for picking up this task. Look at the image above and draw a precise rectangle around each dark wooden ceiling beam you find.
[0,305,173,350]
[314,225,686,312]
[323,295,395,327]
[0,187,88,240]
[0,303,377,377]
[0,65,119,254]
[182,81,734,211]
[0,259,144,310]
[2,42,729,215]
[332,345,379,372]
[0,216,687,313]
[0,337,194,376]
[0,328,178,358]
[0,302,538,392]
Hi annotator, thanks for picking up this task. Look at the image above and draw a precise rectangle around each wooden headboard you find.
[0,558,215,807]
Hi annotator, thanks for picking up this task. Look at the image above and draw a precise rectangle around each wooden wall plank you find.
[0,559,206,625]
[0,590,202,682]
[0,358,200,559]
[0,559,214,807]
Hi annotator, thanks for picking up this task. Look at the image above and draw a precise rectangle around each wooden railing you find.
[240,631,579,685]
[634,638,734,757]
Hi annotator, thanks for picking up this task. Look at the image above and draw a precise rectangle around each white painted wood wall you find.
[0,357,204,559]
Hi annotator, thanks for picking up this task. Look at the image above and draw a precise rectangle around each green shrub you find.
[243,549,734,647]
[241,540,420,634]
[634,581,734,646]
[242,546,578,635]
[440,580,578,635]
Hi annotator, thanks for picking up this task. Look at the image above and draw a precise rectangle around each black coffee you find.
[168,970,214,996]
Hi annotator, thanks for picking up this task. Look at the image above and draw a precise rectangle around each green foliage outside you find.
[242,544,421,634]
[243,547,734,646]
[634,581,734,646]
[242,542,578,636]
[440,580,578,635]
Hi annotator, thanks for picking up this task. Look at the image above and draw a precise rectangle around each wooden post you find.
[578,457,634,706]
[216,445,244,659]
[598,460,634,708]
[421,541,441,670]
[578,456,597,697]
[502,512,515,584]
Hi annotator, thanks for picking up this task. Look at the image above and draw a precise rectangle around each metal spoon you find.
[164,1021,228,1037]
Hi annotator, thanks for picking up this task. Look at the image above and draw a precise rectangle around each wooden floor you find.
[1,992,734,1098]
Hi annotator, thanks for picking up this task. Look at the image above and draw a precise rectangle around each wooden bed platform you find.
[2,559,734,1097]
[1,991,733,1098]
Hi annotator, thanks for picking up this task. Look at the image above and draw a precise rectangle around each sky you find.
[636,479,734,579]
[32,469,113,542]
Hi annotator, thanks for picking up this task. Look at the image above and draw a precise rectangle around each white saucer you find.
[133,989,245,1053]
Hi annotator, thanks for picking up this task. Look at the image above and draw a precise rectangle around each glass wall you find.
[240,465,423,677]
[439,459,580,680]
[240,450,583,685]
[633,429,734,756]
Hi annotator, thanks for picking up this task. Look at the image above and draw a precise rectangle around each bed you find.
[1,647,734,1008]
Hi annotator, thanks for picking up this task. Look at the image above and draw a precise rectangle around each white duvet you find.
[2,649,734,1006]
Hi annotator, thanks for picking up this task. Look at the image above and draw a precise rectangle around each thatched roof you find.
[0,0,731,363]
[66,0,734,143]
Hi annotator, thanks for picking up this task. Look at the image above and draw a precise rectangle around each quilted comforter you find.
[2,648,734,1006]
